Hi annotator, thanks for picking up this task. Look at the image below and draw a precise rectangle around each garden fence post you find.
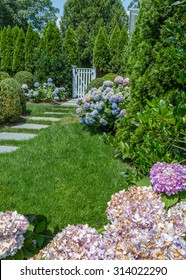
[72,65,77,98]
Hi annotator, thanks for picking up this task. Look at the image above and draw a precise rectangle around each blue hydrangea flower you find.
[90,103,96,109]
[118,96,125,103]
[43,83,47,89]
[79,118,85,124]
[91,110,99,118]
[99,118,108,126]
[85,113,94,125]
[54,88,59,95]
[95,102,104,111]
[34,82,40,88]
[109,95,118,104]
[47,78,53,83]
[112,103,118,110]
[60,87,65,91]
[83,103,91,111]
[112,109,119,116]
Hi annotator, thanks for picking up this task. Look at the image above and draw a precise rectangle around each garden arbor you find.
[72,66,96,98]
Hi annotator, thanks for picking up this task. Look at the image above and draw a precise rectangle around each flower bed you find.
[76,76,130,132]
[22,78,68,103]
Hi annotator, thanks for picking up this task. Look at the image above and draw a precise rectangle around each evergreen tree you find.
[119,26,129,74]
[109,25,121,73]
[12,26,20,47]
[35,22,64,85]
[60,0,128,66]
[4,26,14,73]
[25,25,40,73]
[12,28,25,73]
[0,27,7,71]
[63,27,78,66]
[93,27,110,75]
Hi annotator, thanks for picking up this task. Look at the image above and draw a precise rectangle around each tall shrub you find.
[0,27,7,71]
[12,28,25,73]
[93,27,110,75]
[4,26,14,73]
[109,25,121,73]
[25,25,40,73]
[63,27,79,66]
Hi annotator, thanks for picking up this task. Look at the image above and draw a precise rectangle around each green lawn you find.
[0,104,132,232]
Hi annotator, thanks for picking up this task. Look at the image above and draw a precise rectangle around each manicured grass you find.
[0,118,132,231]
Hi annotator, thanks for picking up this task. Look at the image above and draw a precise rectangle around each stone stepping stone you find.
[0,132,37,141]
[43,112,67,115]
[12,123,49,130]
[29,117,61,122]
[0,145,20,153]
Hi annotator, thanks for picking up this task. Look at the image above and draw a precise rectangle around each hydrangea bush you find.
[0,211,29,259]
[76,76,129,132]
[32,225,106,260]
[22,78,68,103]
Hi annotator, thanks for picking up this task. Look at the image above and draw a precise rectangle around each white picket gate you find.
[72,66,96,98]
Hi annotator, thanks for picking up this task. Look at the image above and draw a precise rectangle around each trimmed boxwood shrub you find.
[86,78,104,93]
[14,71,36,89]
[102,73,118,82]
[0,79,22,123]
[0,72,10,82]
[3,78,26,114]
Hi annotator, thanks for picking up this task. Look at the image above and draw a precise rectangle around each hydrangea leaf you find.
[135,177,151,187]
[161,193,179,210]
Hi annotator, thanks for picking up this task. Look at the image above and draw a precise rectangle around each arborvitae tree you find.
[12,28,25,73]
[119,27,129,74]
[93,27,110,75]
[60,0,128,66]
[12,26,20,47]
[25,25,40,73]
[0,27,7,71]
[109,25,121,73]
[35,22,64,85]
[63,27,79,66]
[4,26,14,73]
[0,30,2,67]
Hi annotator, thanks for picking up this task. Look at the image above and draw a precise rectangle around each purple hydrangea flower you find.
[32,225,106,260]
[76,108,83,115]
[34,82,40,88]
[120,109,126,118]
[109,95,118,104]
[114,76,124,84]
[150,162,186,196]
[123,77,130,84]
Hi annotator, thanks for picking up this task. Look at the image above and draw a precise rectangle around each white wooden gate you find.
[72,66,96,98]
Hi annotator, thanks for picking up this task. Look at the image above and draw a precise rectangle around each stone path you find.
[61,98,78,107]
[0,145,20,153]
[12,123,49,130]
[29,116,61,122]
[0,102,75,154]
[0,132,37,141]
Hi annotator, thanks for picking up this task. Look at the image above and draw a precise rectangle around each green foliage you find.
[0,0,59,32]
[7,215,53,260]
[109,25,121,73]
[93,27,110,75]
[86,78,105,93]
[14,71,35,88]
[63,27,79,66]
[12,28,25,73]
[102,73,118,82]
[0,27,7,71]
[35,22,69,87]
[0,71,10,82]
[0,78,22,123]
[116,96,186,174]
[25,25,40,73]
[128,0,140,9]
[60,0,128,66]
[4,77,26,114]
[1,26,14,73]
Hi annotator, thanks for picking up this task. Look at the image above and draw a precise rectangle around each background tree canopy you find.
[60,0,128,67]
[0,0,59,32]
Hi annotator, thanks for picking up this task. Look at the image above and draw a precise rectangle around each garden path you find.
[0,107,71,154]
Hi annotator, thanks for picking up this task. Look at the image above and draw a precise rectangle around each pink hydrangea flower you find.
[150,162,186,195]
